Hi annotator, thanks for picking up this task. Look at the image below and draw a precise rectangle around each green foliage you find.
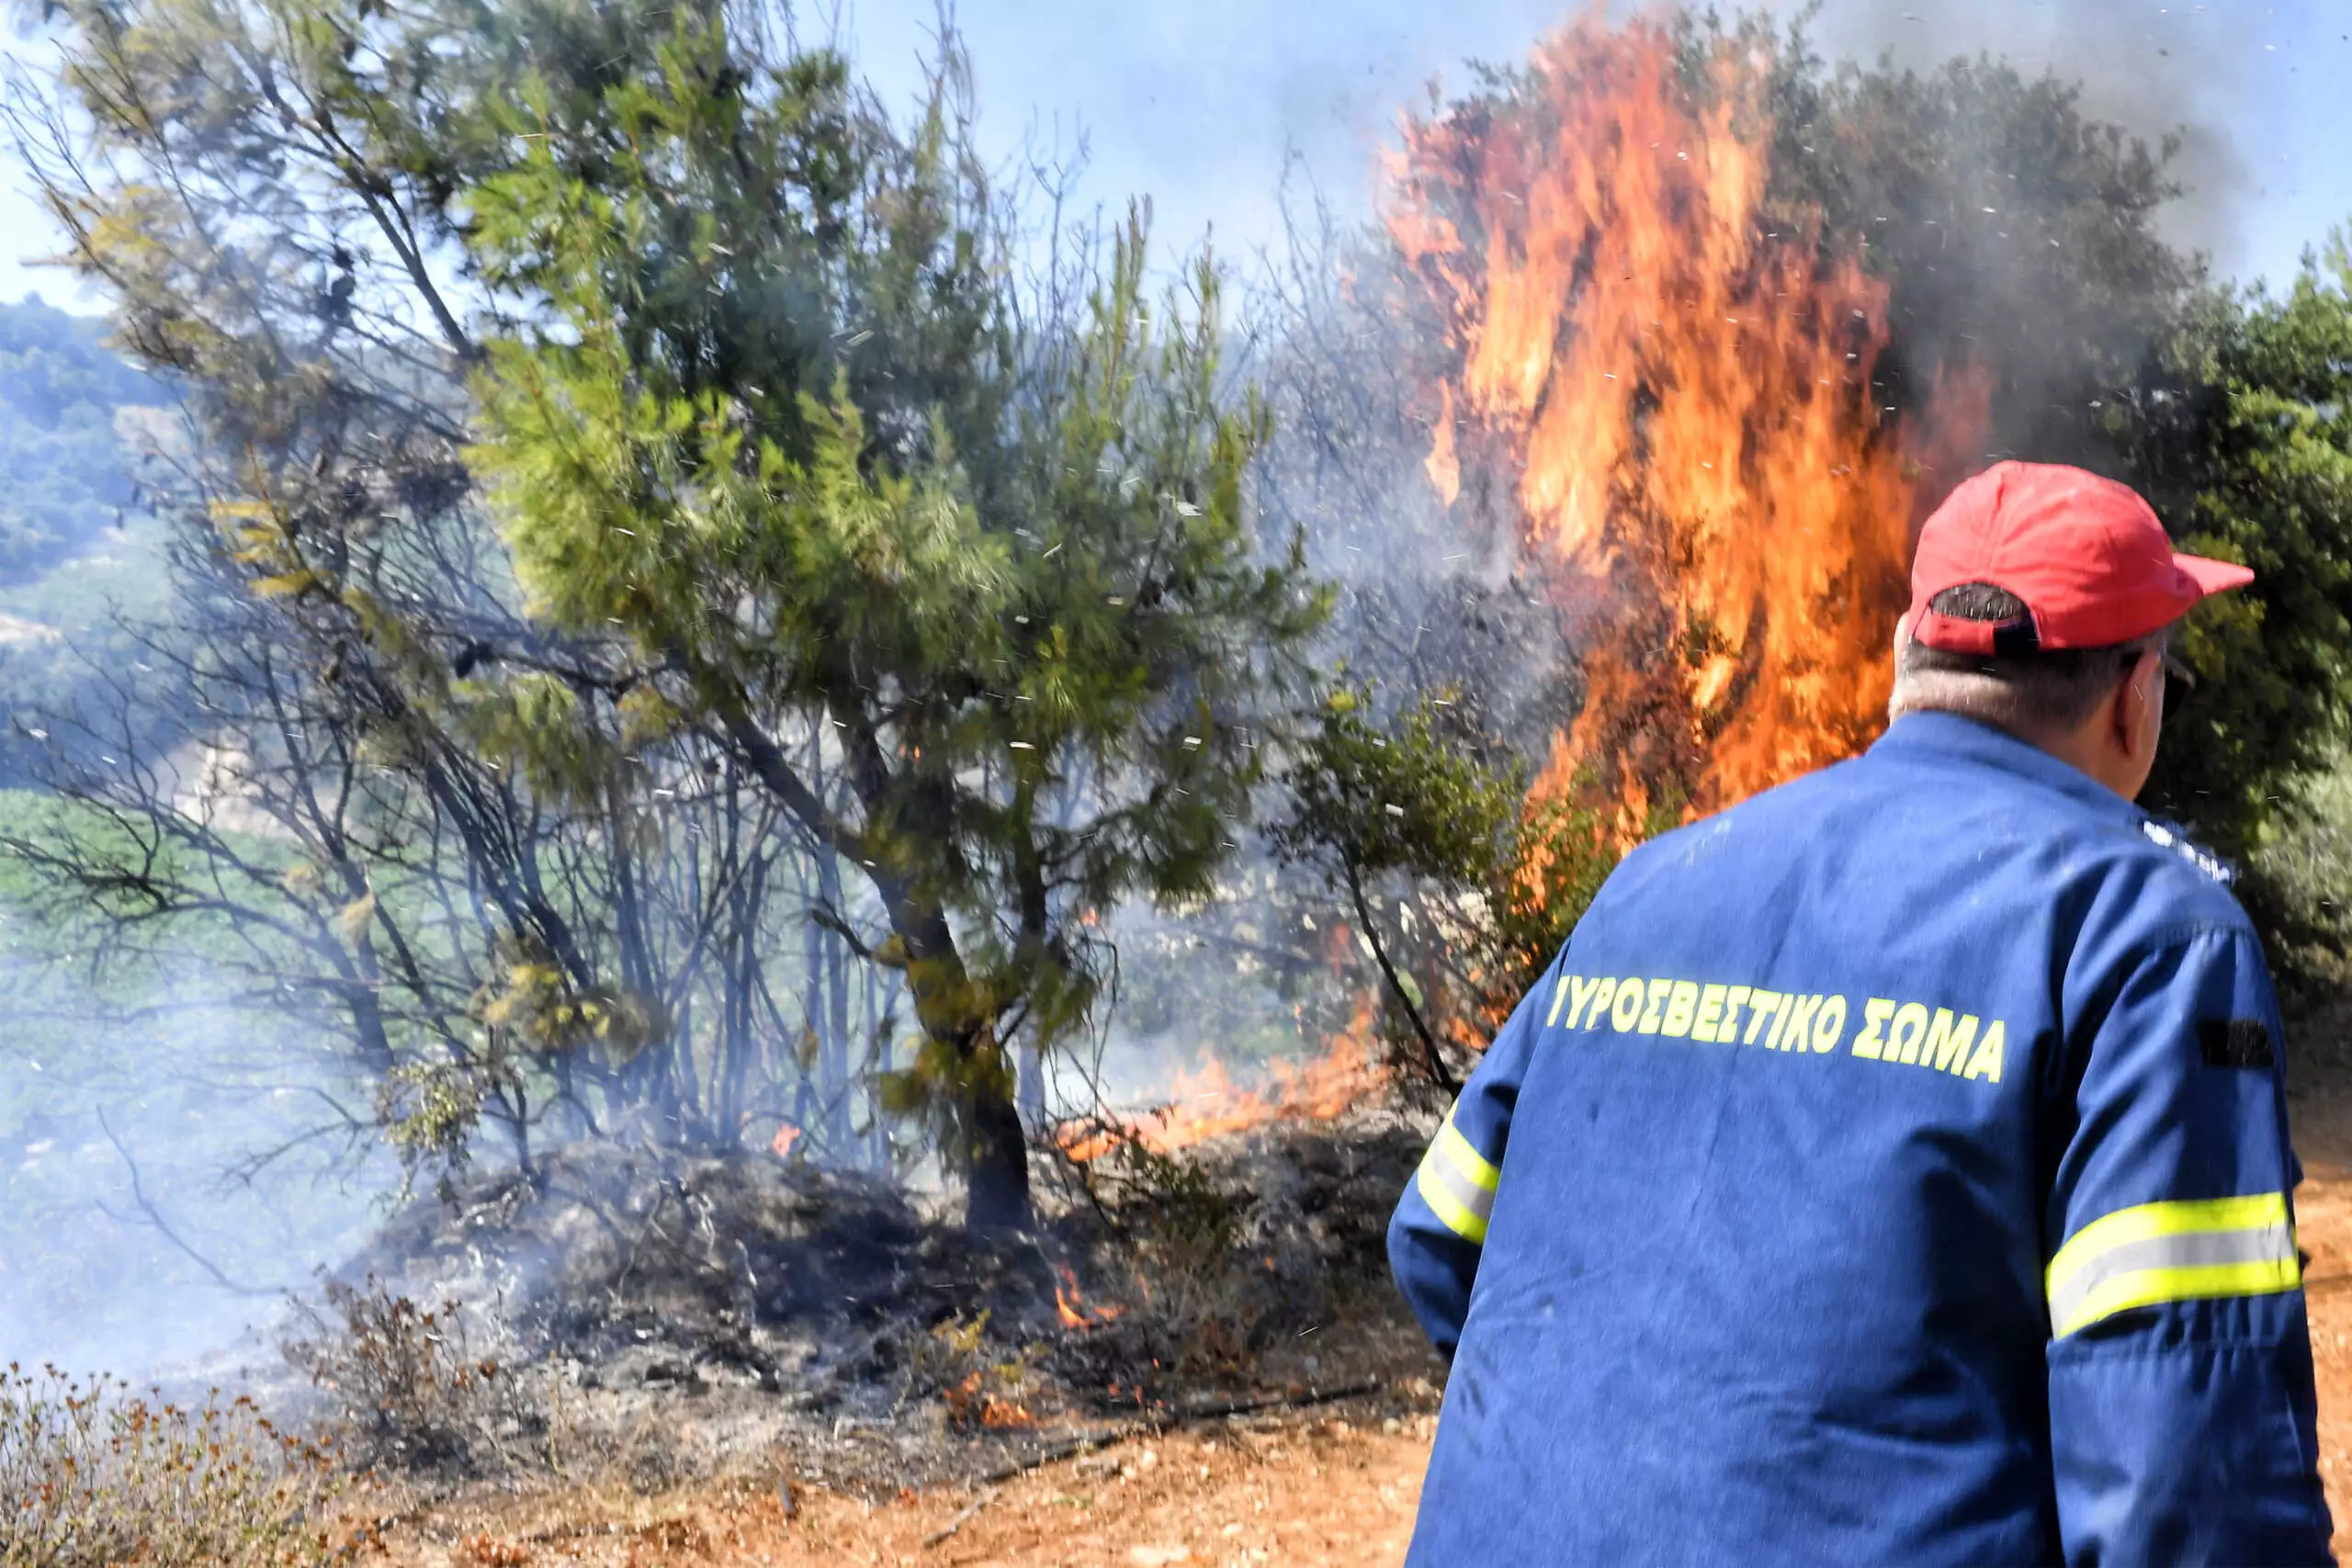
[1276,687,1523,892]
[1272,687,1627,1089]
[375,1061,485,1190]
[368,929,678,1182]
[2102,243,2352,857]
[16,0,942,1190]
[15,0,1329,1224]
[2247,749,2352,998]
[1747,18,2195,455]
[0,297,160,583]
[457,10,1329,1221]
[0,306,179,789]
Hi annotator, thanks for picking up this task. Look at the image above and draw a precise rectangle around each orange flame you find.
[1390,18,1986,825]
[945,1370,1038,1427]
[1053,1261,1125,1330]
[770,1122,801,1160]
[1057,998,1386,1165]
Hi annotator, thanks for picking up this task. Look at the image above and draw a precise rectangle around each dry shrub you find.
[904,1312,1041,1430]
[0,1364,349,1567]
[1070,1139,1304,1378]
[459,1532,534,1565]
[283,1278,535,1473]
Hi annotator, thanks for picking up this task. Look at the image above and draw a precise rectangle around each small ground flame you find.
[1057,1000,1387,1165]
[1390,17,1986,826]
[944,1369,1038,1428]
[1053,1262,1125,1330]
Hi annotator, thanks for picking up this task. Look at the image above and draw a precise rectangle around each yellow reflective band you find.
[1415,1111,1500,1246]
[2053,1258,2302,1340]
[2047,1193,2290,1298]
[1435,1115,1500,1194]
[2046,1192,2300,1338]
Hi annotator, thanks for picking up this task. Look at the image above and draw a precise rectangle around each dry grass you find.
[0,1364,351,1566]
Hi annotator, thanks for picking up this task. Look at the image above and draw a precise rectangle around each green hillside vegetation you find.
[0,295,160,582]
[0,298,175,787]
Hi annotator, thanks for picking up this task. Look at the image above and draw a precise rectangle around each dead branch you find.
[972,1379,1386,1488]
[919,1485,999,1548]
[95,1107,286,1299]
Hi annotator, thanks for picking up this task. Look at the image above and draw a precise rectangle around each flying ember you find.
[1389,17,1987,825]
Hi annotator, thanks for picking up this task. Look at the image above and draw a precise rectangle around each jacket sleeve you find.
[2045,924,2334,1566]
[1386,948,1566,1359]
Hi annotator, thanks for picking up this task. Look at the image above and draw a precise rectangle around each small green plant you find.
[0,1363,348,1566]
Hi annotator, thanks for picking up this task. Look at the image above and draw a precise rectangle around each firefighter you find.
[1390,461,2335,1564]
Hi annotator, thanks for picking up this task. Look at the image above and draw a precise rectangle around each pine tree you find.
[459,10,1328,1225]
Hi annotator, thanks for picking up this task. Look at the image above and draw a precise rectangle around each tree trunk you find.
[893,908,1030,1230]
[867,966,895,1175]
[1017,1040,1045,1126]
[707,694,1030,1225]
[965,1075,1030,1231]
[818,844,854,1155]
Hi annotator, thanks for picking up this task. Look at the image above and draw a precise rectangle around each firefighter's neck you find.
[2030,650,2166,803]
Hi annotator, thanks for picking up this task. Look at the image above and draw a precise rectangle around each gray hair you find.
[1889,583,2165,739]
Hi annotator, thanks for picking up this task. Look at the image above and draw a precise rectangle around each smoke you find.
[849,1,2317,288]
[0,923,394,1379]
[1798,0,2273,276]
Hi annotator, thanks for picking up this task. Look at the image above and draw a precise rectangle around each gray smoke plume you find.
[1798,0,2269,275]
[0,923,393,1377]
[851,1,2313,288]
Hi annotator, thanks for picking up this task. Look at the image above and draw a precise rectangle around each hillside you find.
[0,293,159,583]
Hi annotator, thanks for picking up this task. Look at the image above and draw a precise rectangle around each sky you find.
[0,1,2341,310]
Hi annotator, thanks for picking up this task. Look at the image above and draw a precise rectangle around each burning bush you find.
[905,1312,1043,1432]
[1389,14,1986,829]
[0,1364,349,1566]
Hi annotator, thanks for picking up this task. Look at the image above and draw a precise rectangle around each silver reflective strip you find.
[1417,1144,1497,1236]
[2047,1219,2296,1335]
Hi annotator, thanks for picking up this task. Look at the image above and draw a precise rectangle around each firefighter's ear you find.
[2109,649,2166,800]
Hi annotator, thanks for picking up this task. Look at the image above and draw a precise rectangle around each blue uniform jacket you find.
[1390,712,2333,1565]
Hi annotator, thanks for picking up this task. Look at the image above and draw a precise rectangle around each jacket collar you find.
[1867,711,2146,827]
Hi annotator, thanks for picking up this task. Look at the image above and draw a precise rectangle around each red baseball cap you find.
[1904,461,2253,654]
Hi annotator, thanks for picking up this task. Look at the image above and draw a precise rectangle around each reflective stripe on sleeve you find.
[1415,1110,1500,1245]
[2046,1192,2300,1338]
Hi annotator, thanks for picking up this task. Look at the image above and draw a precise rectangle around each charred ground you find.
[259,1111,1439,1519]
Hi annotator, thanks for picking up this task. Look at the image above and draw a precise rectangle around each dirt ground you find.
[369,1409,1434,1568]
[372,1101,2352,1567]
